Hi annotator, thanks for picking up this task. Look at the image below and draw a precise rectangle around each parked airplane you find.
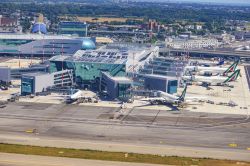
[182,69,241,86]
[65,89,83,101]
[142,85,188,106]
[198,58,224,67]
[52,89,84,103]
[186,59,239,76]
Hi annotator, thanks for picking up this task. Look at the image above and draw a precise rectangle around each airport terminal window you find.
[167,80,178,94]
[118,83,131,100]
[21,77,34,95]
[0,39,33,46]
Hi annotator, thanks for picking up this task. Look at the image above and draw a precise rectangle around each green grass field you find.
[0,143,249,166]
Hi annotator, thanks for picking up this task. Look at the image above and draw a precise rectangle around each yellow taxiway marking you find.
[25,129,36,133]
[58,151,64,154]
[228,143,238,147]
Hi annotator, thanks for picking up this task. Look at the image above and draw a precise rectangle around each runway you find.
[0,102,249,161]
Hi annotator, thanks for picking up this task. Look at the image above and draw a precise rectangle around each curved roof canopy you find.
[31,23,47,34]
[81,38,96,50]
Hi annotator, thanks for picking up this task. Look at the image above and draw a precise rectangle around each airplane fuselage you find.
[182,75,227,85]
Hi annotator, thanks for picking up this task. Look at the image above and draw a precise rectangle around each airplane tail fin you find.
[217,58,224,66]
[178,85,187,102]
[224,69,241,83]
[223,59,239,75]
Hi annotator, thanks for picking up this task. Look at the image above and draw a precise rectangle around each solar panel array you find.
[63,49,128,64]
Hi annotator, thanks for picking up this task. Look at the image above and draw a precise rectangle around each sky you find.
[153,0,250,5]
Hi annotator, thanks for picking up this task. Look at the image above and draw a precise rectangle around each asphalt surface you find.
[0,102,249,161]
[245,66,250,91]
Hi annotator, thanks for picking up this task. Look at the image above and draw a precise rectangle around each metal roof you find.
[0,33,88,40]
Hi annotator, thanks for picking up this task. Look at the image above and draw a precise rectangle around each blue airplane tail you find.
[217,58,224,66]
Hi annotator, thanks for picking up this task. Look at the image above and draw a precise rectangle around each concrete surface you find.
[0,58,41,69]
[0,102,249,161]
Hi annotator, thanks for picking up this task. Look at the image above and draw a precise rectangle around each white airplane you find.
[186,59,239,76]
[182,69,241,86]
[53,89,85,103]
[197,58,224,67]
[142,85,188,106]
[66,89,83,101]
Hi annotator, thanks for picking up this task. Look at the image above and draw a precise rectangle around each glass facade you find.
[139,57,187,77]
[50,60,126,88]
[0,39,33,46]
[31,23,47,34]
[167,80,178,94]
[0,39,33,53]
[118,83,132,100]
[58,22,88,37]
[21,77,34,95]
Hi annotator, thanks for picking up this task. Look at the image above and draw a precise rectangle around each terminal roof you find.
[49,43,155,65]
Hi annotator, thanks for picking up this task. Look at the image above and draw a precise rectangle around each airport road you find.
[0,153,165,166]
[0,102,250,161]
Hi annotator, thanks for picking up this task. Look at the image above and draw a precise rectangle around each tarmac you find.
[0,58,41,69]
[0,58,249,115]
[0,102,249,161]
[0,59,250,161]
[184,65,250,115]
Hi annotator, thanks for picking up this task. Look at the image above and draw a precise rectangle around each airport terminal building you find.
[0,33,96,56]
[48,43,188,98]
[21,69,74,95]
[0,41,189,100]
[48,43,158,99]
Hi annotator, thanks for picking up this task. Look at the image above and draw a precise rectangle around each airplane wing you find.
[141,97,166,102]
[50,94,71,98]
[185,96,207,99]
[185,96,207,102]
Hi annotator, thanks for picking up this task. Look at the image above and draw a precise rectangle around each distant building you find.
[195,24,203,30]
[166,37,220,49]
[185,25,195,30]
[31,14,47,34]
[234,31,250,41]
[0,15,18,27]
[32,23,47,34]
[148,19,158,31]
[58,21,88,37]
[0,15,20,33]
[212,33,235,44]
